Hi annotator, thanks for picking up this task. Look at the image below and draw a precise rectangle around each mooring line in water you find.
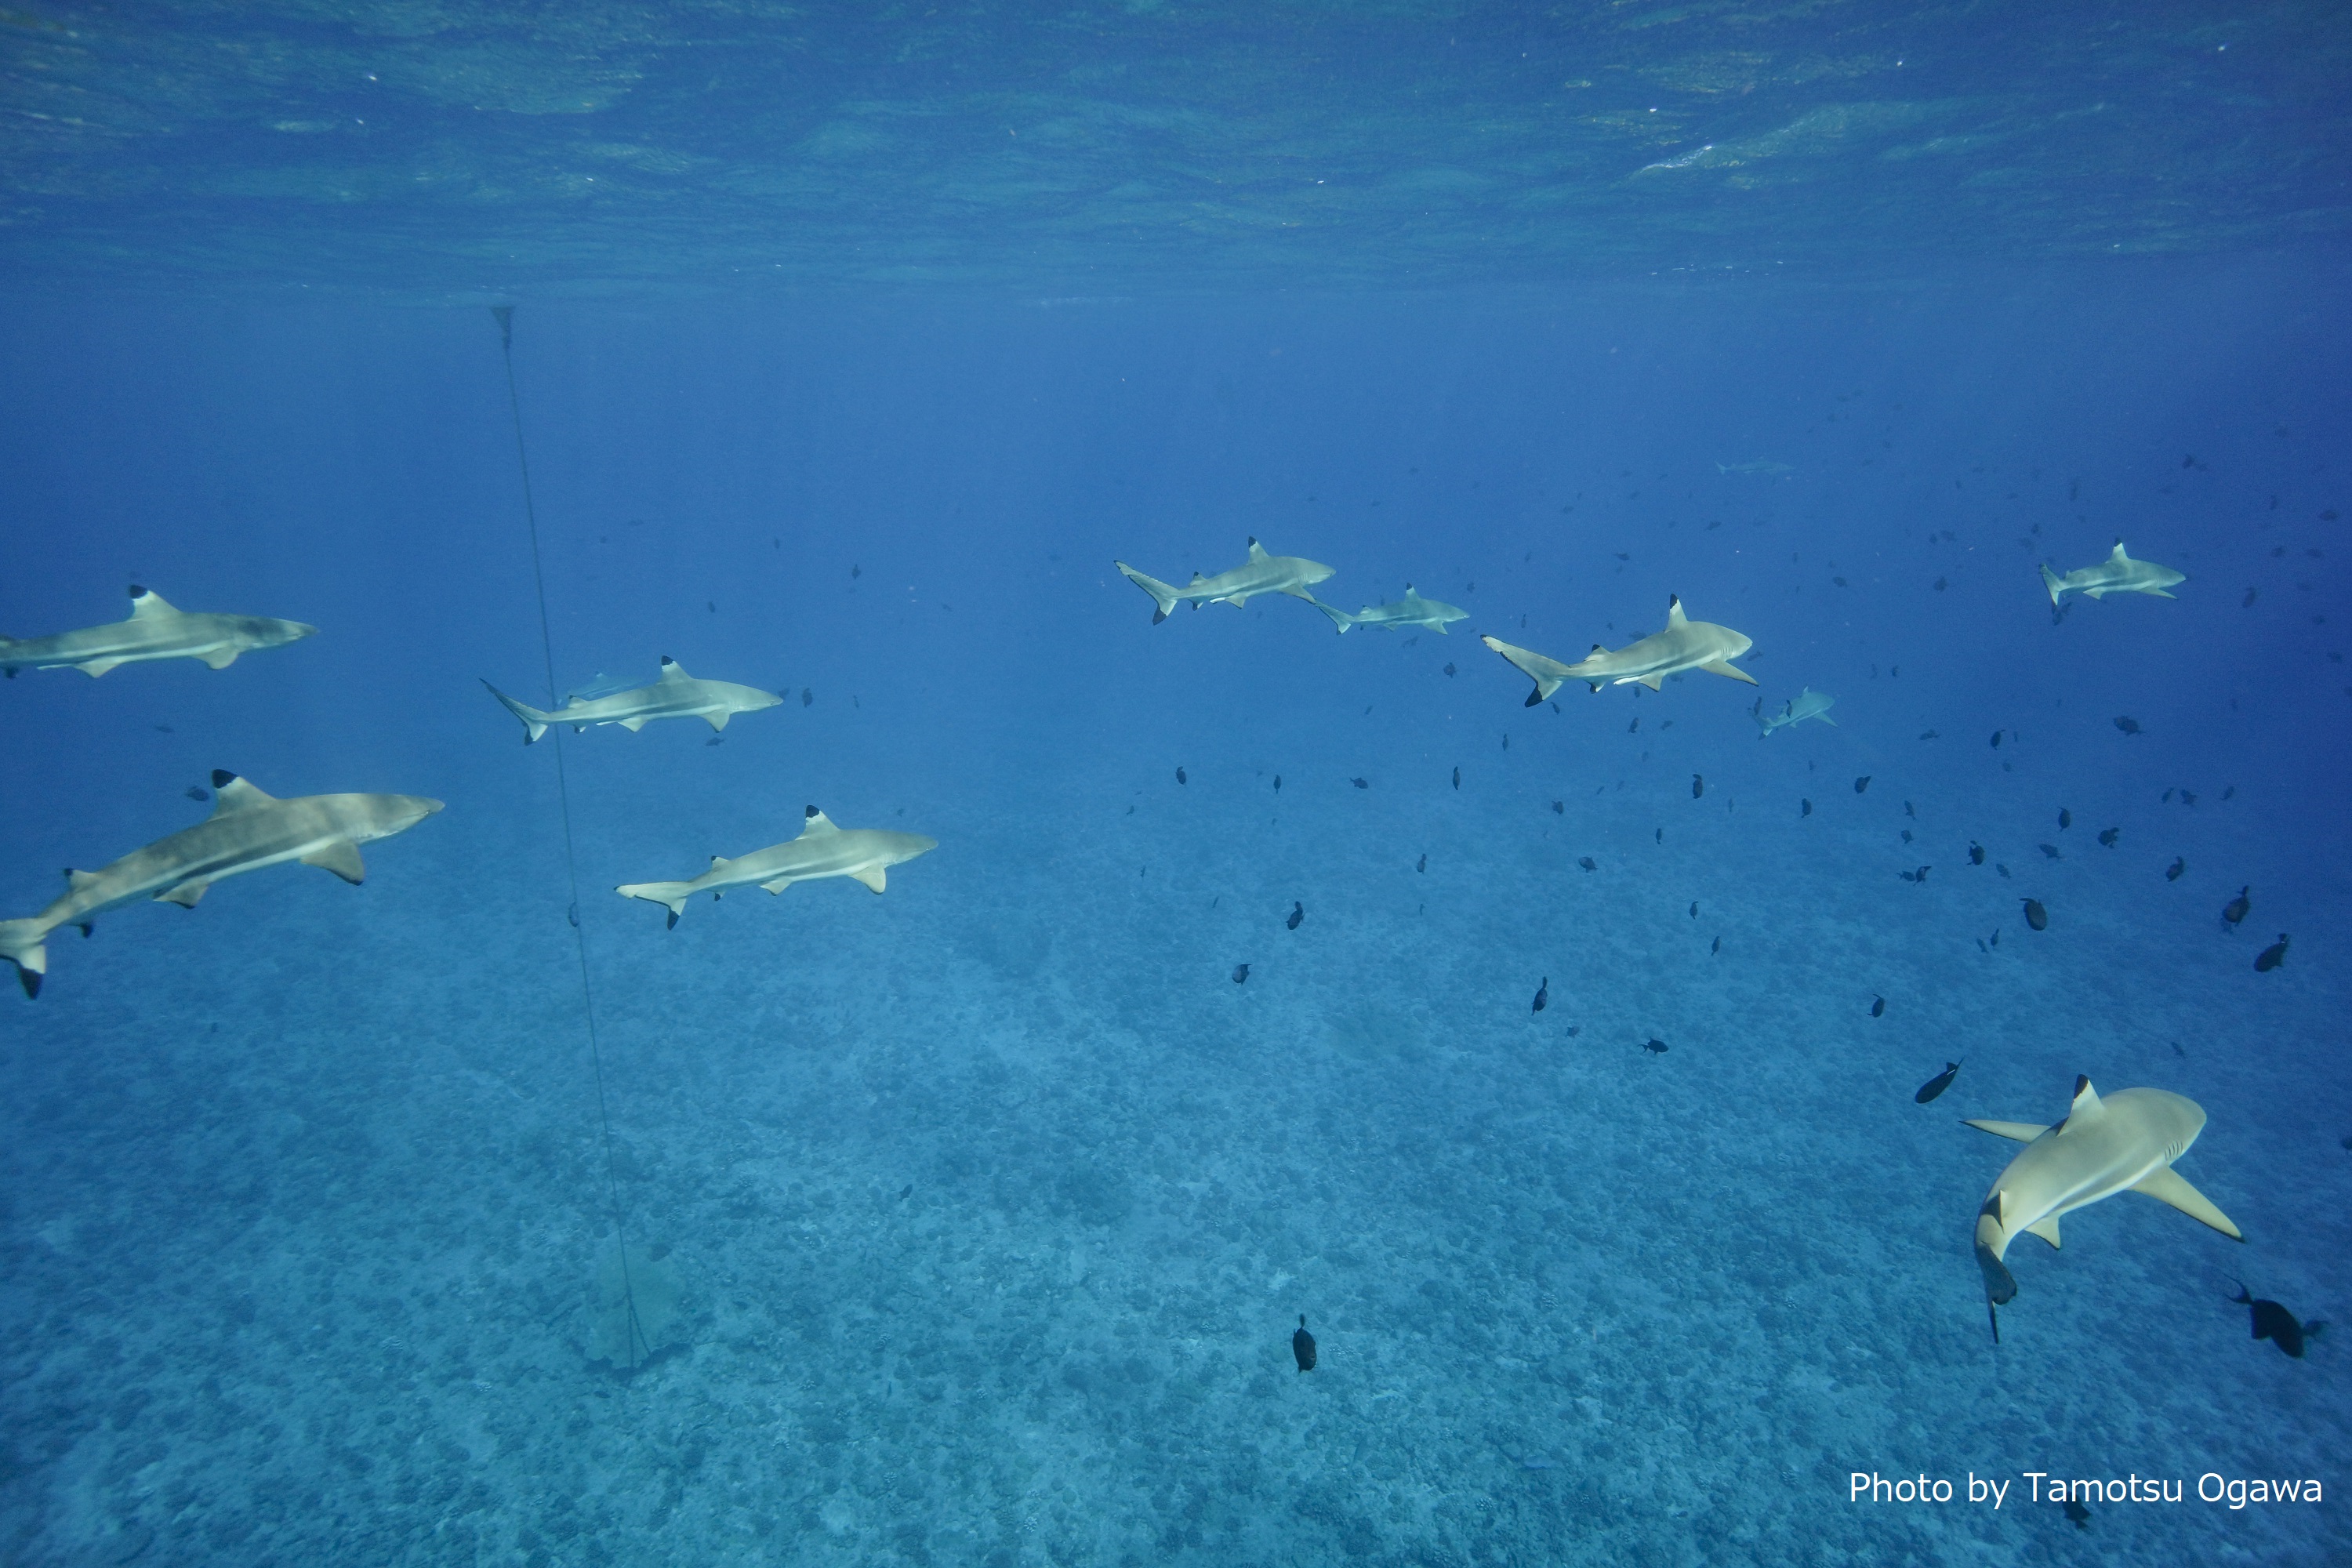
[492,304,651,1370]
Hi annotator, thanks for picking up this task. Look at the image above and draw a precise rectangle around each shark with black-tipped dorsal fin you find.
[0,771,442,999]
[0,586,314,679]
[615,806,938,928]
[1113,538,1335,624]
[1966,1076,2241,1341]
[1753,687,1836,737]
[1311,583,1468,636]
[481,657,782,744]
[2038,541,2185,607]
[1481,596,1756,706]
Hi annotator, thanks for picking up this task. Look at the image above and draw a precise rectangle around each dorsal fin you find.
[2110,540,2130,561]
[1665,595,1689,627]
[2060,1075,2104,1131]
[127,586,178,619]
[658,655,690,682]
[800,805,840,836]
[1589,643,1608,656]
[1246,538,1269,562]
[207,771,276,814]
[1402,583,1421,598]
[66,868,102,892]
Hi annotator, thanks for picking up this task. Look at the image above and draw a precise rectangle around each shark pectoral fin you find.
[2024,1214,2062,1249]
[619,716,650,731]
[705,710,730,731]
[156,880,209,908]
[300,841,367,884]
[850,866,887,893]
[759,877,793,895]
[77,659,125,678]
[199,648,240,670]
[2130,1165,2243,1240]
[1821,716,1837,725]
[1965,1120,2052,1142]
[2147,587,2177,599]
[1700,659,1758,685]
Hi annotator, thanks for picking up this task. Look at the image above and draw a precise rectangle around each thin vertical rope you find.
[491,305,648,1369]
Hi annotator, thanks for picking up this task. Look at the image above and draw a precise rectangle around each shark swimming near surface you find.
[482,657,782,743]
[1114,539,1335,623]
[1753,687,1836,737]
[1966,1076,2241,1341]
[1481,597,1756,705]
[0,586,314,678]
[0,771,442,998]
[615,806,938,927]
[1311,584,1468,636]
[2038,542,2186,608]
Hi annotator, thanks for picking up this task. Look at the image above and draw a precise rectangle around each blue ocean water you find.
[3,7,2350,1567]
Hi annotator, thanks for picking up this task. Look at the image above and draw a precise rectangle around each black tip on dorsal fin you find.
[1247,535,1259,546]
[1299,1314,1307,1328]
[211,769,235,789]
[660,655,675,666]
[128,583,147,597]
[805,804,819,818]
[2074,1073,2091,1097]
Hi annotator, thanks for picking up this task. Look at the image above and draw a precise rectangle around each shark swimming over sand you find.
[2038,542,2186,607]
[615,806,938,928]
[1967,1076,2241,1341]
[1753,688,1836,737]
[1481,597,1756,705]
[1114,539,1335,623]
[0,771,441,999]
[0,586,315,679]
[1312,584,1468,636]
[482,657,782,743]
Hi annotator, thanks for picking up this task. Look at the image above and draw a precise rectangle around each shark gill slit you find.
[493,305,653,1370]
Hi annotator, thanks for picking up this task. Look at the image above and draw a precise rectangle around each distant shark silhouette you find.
[615,806,937,927]
[1312,584,1468,636]
[1114,539,1334,623]
[0,771,441,998]
[2039,542,2185,607]
[1966,1076,2241,1341]
[1753,687,1835,737]
[0,586,314,678]
[482,657,781,743]
[1482,597,1756,705]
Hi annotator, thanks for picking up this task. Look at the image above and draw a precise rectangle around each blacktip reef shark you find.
[1967,1076,2241,1341]
[482,657,782,743]
[1312,584,1468,636]
[615,806,937,927]
[1752,687,1836,738]
[2039,541,2186,608]
[1114,538,1335,623]
[1,585,314,679]
[0,770,441,999]
[1480,597,1756,706]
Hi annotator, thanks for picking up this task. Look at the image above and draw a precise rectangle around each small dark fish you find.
[1853,775,1871,794]
[1915,1061,1962,1103]
[2057,808,2072,829]
[2021,898,2048,931]
[2063,1497,2090,1530]
[2255,934,2289,973]
[2230,1282,2323,1358]
[1969,841,1985,865]
[898,1182,912,1200]
[801,687,814,706]
[185,785,210,802]
[1273,775,1281,792]
[2163,788,2175,802]
[2165,857,2185,881]
[1691,774,1704,799]
[1904,800,1915,818]
[1352,778,1369,789]
[1991,927,2001,946]
[2097,828,2118,848]
[1710,936,1719,954]
[154,724,174,734]
[1551,800,1563,815]
[2180,789,2198,807]
[1997,862,2012,878]
[1443,662,1456,677]
[1918,730,1940,740]
[1232,964,1250,984]
[705,736,723,746]
[2242,587,2258,608]
[2038,844,2062,859]
[2222,785,2235,800]
[1452,766,1461,790]
[1900,866,1930,883]
[1990,730,2003,749]
[1870,995,1886,1018]
[1577,857,1596,872]
[1654,828,1664,844]
[2114,715,2142,735]
[1641,1038,1668,1055]
[1901,829,1913,844]
[2222,886,2251,927]
[851,564,862,578]
[1417,854,1427,873]
[1532,977,1548,1012]
[1176,766,1187,785]
[1800,799,1812,817]
[566,902,580,929]
[1287,902,1303,931]
[1688,901,1698,918]
[706,600,716,612]
[1628,717,1639,734]
[1292,1315,1316,1372]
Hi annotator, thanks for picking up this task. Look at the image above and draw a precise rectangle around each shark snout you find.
[387,795,445,832]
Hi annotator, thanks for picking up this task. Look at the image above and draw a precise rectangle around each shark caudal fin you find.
[0,918,49,999]
[481,680,553,744]
[2038,563,2067,608]
[1114,561,1183,624]
[1310,597,1356,634]
[614,880,695,929]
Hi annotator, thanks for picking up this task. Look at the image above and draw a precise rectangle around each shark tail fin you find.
[482,680,552,744]
[1114,561,1182,624]
[614,881,694,927]
[0,918,49,999]
[2038,563,2066,608]
[1311,597,1355,634]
